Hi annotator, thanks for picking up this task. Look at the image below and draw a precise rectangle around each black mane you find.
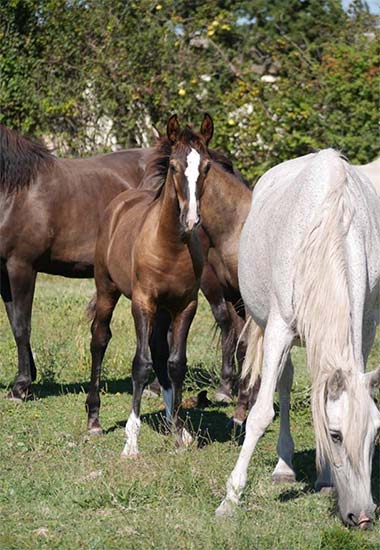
[139,137,173,192]
[0,125,55,193]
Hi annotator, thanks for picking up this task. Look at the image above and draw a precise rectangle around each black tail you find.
[86,293,97,321]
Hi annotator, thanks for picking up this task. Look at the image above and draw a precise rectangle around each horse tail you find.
[86,292,97,321]
[240,316,264,390]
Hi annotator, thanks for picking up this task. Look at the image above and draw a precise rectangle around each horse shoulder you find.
[99,190,157,295]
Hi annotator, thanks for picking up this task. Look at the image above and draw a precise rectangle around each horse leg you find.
[86,283,120,434]
[233,316,260,425]
[233,374,260,425]
[272,355,296,483]
[3,259,37,400]
[150,309,172,421]
[121,299,155,457]
[167,299,198,447]
[201,264,235,403]
[216,314,293,516]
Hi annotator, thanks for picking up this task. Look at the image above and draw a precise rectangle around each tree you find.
[0,0,378,176]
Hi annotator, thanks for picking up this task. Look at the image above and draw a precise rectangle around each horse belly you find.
[238,224,271,326]
[34,257,94,278]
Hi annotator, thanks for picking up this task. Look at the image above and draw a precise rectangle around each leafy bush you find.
[1,1,378,180]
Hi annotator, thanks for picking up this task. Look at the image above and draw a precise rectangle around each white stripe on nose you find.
[184,148,200,228]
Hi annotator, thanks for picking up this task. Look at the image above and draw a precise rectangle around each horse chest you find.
[134,246,199,300]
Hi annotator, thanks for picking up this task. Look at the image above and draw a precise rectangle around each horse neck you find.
[201,164,252,262]
[156,176,181,240]
[295,161,356,381]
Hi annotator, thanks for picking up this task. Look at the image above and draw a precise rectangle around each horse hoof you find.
[318,487,334,496]
[120,451,139,460]
[180,428,194,447]
[5,394,24,403]
[143,388,161,399]
[272,473,296,484]
[215,499,236,517]
[88,426,103,436]
[214,391,233,404]
[318,486,335,496]
[5,389,32,402]
[175,428,194,449]
[231,417,244,427]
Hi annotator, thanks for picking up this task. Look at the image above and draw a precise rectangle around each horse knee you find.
[213,303,231,330]
[91,320,112,350]
[167,357,186,385]
[246,403,274,432]
[132,354,153,385]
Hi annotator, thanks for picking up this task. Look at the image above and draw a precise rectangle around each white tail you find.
[241,316,264,389]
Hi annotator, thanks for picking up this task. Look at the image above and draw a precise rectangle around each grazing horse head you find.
[321,368,380,527]
[166,113,213,235]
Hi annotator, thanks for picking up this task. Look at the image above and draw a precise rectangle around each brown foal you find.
[85,115,213,453]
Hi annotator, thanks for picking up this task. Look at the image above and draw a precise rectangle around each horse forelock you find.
[140,124,241,193]
[139,137,172,192]
[0,124,54,193]
[140,126,208,193]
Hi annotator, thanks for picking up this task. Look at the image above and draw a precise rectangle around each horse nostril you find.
[347,513,357,526]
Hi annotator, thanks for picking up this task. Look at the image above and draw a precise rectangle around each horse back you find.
[239,150,380,326]
[0,157,134,275]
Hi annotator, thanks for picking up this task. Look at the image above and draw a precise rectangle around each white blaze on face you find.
[184,148,201,228]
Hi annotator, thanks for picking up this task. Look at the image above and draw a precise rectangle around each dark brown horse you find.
[141,134,257,422]
[0,124,155,400]
[85,115,213,453]
[139,131,251,404]
[0,122,245,406]
[198,160,260,422]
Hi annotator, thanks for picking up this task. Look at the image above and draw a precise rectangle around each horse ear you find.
[327,368,346,401]
[365,369,380,396]
[167,114,180,143]
[200,113,213,145]
[152,125,161,141]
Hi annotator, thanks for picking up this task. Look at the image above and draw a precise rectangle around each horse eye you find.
[170,163,178,174]
[330,431,342,444]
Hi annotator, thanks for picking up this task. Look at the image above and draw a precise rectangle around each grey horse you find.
[216,149,380,528]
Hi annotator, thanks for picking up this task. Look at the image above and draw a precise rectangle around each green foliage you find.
[0,1,378,177]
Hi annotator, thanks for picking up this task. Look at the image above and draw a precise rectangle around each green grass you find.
[1,274,380,549]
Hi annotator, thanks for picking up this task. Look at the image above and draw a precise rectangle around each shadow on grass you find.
[0,377,134,399]
[277,449,316,502]
[0,365,219,400]
[104,406,235,445]
[278,444,380,507]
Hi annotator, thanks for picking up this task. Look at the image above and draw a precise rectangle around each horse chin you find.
[342,510,373,529]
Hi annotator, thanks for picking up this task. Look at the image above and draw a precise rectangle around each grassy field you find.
[1,274,380,549]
